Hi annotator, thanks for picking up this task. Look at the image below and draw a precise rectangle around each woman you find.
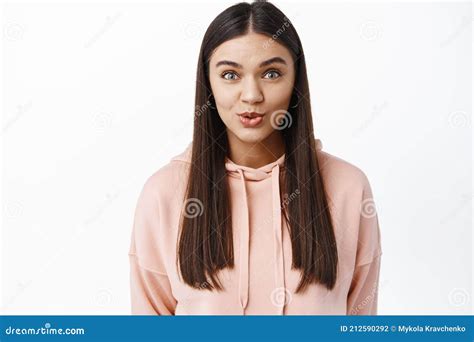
[129,0,382,315]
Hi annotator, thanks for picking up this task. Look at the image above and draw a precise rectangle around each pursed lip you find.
[237,111,265,118]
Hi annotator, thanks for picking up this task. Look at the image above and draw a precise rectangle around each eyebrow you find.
[215,56,287,69]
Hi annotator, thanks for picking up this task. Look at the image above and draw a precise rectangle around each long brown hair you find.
[177,0,337,294]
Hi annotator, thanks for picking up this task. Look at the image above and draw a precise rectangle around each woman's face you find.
[208,32,296,145]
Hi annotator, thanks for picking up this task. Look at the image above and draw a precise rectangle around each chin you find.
[232,128,272,144]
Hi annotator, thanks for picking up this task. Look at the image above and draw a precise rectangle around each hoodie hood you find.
[171,138,323,313]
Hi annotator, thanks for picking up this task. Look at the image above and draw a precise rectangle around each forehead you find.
[209,32,293,68]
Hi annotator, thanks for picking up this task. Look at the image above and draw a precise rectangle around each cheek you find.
[209,78,237,118]
[213,89,236,111]
[265,85,293,111]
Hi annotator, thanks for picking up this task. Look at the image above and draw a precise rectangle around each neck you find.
[227,130,285,169]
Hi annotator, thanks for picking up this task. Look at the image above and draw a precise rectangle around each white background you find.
[1,0,472,314]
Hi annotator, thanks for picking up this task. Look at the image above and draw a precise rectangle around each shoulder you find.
[315,142,381,265]
[130,145,192,271]
[137,144,192,208]
[315,146,373,205]
[293,138,376,215]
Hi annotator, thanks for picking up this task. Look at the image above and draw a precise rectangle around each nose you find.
[240,77,263,104]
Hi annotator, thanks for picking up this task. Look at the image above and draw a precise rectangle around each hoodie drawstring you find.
[236,168,250,310]
[235,164,285,314]
[272,165,286,315]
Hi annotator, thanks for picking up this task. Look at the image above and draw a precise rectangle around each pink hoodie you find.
[128,138,382,315]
